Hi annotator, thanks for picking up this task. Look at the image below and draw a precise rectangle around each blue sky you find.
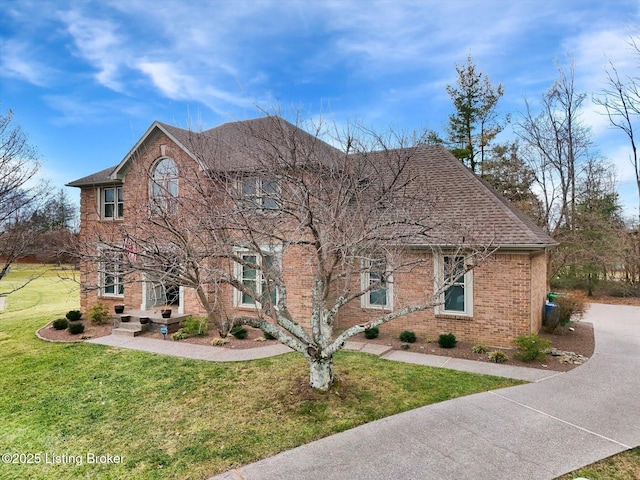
[1,0,639,219]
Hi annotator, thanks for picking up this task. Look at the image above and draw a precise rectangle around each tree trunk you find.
[308,356,334,391]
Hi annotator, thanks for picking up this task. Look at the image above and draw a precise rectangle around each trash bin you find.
[543,301,560,331]
[547,292,560,302]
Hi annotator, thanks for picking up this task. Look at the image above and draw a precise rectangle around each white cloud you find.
[0,39,55,87]
[58,8,128,91]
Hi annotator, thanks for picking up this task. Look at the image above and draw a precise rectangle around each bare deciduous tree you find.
[0,109,48,295]
[84,113,495,391]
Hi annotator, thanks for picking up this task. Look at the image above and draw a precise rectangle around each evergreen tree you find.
[446,55,506,174]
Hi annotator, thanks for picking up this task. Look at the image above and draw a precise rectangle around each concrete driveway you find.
[212,303,640,480]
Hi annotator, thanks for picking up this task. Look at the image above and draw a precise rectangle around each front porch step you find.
[112,318,150,337]
[112,327,143,337]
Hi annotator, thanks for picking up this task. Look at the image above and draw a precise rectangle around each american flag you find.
[123,236,137,262]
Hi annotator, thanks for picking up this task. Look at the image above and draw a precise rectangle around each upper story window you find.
[240,176,279,210]
[361,258,393,310]
[151,158,178,214]
[436,255,474,316]
[102,186,123,220]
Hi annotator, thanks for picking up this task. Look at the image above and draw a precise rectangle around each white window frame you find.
[150,158,179,214]
[434,254,473,316]
[233,248,281,308]
[238,176,280,210]
[100,186,124,220]
[360,258,393,310]
[99,258,124,298]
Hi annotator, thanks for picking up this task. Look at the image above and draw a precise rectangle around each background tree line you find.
[441,50,639,296]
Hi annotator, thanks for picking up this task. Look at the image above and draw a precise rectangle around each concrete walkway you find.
[87,304,640,479]
[87,332,557,382]
[207,303,639,480]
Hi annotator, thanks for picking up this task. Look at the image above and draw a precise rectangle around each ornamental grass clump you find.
[488,351,508,363]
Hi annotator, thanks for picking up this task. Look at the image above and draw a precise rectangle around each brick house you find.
[67,116,556,347]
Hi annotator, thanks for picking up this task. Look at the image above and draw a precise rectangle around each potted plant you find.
[114,304,125,314]
[120,315,131,323]
[161,308,172,318]
[139,317,150,325]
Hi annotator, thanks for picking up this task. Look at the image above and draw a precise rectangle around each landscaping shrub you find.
[67,322,85,335]
[554,293,587,325]
[230,326,248,339]
[438,333,457,349]
[513,334,552,362]
[180,315,210,336]
[65,310,82,321]
[488,351,508,363]
[263,331,277,340]
[400,343,410,350]
[399,330,416,343]
[88,303,110,325]
[172,329,189,341]
[471,344,488,354]
[364,326,379,339]
[52,318,69,330]
[211,337,229,346]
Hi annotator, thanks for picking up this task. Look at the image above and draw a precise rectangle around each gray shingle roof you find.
[381,145,555,247]
[66,165,119,187]
[68,118,555,249]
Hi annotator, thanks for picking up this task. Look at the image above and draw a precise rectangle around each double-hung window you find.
[361,258,392,310]
[436,255,473,316]
[102,186,123,220]
[101,259,124,297]
[240,176,279,210]
[235,251,279,308]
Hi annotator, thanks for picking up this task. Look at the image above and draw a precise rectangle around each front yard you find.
[0,266,523,480]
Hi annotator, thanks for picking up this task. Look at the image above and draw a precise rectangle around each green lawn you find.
[0,266,523,480]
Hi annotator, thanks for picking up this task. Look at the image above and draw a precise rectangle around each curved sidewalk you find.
[87,332,555,382]
[208,303,640,480]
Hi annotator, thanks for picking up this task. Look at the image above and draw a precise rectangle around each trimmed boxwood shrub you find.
[364,326,379,339]
[68,322,85,335]
[399,330,416,343]
[230,326,248,339]
[65,310,82,321]
[438,332,457,349]
[52,318,69,330]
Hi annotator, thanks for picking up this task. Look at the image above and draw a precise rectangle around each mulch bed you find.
[36,321,112,342]
[37,317,595,373]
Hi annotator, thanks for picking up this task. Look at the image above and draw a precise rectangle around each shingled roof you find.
[66,165,120,187]
[67,117,555,249]
[382,145,555,247]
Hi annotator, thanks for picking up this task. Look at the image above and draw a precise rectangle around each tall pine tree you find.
[446,55,506,174]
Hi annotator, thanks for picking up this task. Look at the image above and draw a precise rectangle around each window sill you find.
[435,312,473,320]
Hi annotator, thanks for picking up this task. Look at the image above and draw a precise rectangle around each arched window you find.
[151,158,178,213]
